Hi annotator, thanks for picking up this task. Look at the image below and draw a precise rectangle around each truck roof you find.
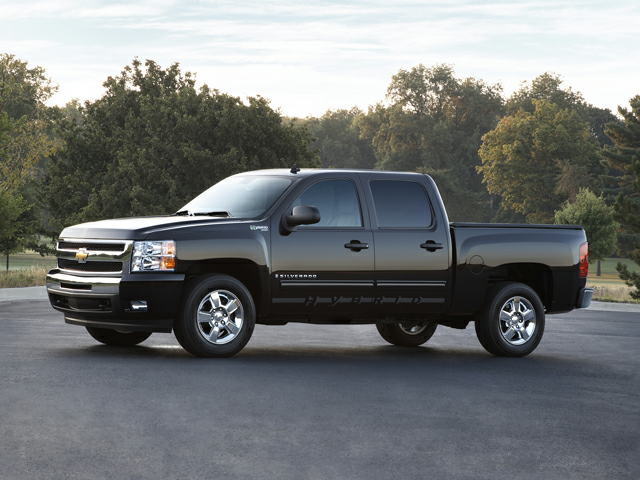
[238,168,426,178]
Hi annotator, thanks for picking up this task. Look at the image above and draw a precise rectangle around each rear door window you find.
[370,180,432,228]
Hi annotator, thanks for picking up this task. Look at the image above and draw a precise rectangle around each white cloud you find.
[2,0,638,116]
[0,0,170,19]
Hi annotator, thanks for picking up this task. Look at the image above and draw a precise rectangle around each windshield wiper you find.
[174,210,233,217]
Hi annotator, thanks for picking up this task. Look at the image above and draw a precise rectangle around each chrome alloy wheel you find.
[398,323,430,335]
[499,296,536,345]
[196,290,244,345]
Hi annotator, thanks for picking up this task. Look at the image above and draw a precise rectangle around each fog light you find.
[130,300,148,312]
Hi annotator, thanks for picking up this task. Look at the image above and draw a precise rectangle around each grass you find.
[0,265,49,288]
[588,257,638,278]
[590,285,639,304]
[3,252,57,271]
[1,250,56,288]
[586,258,638,302]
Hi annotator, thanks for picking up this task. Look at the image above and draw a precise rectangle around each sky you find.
[1,0,638,118]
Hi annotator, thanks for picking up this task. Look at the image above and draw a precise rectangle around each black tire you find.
[86,327,152,346]
[475,282,545,357]
[174,274,255,358]
[376,322,437,347]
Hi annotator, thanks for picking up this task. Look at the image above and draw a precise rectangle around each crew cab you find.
[46,167,593,357]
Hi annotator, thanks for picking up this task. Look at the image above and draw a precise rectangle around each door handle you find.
[420,241,443,252]
[345,241,369,252]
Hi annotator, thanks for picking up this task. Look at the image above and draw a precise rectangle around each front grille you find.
[58,258,122,273]
[58,242,125,252]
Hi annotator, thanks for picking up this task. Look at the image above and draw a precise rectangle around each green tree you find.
[0,111,13,160]
[0,189,49,271]
[0,54,61,268]
[294,108,376,169]
[0,111,42,270]
[0,190,25,270]
[602,95,640,257]
[554,189,618,276]
[0,53,61,190]
[357,64,504,221]
[488,72,617,224]
[506,72,619,148]
[478,100,602,223]
[40,59,319,233]
[605,96,640,298]
[507,73,584,114]
[0,112,26,269]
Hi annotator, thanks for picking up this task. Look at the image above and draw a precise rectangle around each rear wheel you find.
[174,274,255,357]
[376,322,437,347]
[475,282,545,357]
[86,327,152,346]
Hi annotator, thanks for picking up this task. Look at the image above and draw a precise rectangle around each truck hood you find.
[60,216,239,240]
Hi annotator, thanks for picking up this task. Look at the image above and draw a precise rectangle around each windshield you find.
[179,175,295,219]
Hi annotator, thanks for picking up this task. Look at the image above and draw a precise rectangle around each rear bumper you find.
[575,287,594,309]
[46,269,184,333]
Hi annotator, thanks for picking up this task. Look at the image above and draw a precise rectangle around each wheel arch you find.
[183,259,267,315]
[488,263,553,310]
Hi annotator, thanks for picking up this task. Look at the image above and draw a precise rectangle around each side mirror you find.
[281,205,321,233]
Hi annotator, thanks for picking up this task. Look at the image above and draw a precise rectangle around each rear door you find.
[358,172,451,315]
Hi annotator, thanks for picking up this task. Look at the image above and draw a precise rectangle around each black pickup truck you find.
[46,167,593,357]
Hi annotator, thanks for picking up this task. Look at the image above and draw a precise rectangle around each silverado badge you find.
[75,248,89,263]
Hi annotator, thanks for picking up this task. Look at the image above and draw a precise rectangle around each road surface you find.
[0,300,637,479]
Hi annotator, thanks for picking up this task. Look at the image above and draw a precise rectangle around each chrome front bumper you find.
[47,269,121,314]
[46,269,183,333]
[47,270,121,296]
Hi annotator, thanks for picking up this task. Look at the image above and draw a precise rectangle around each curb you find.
[0,287,638,313]
[587,301,640,313]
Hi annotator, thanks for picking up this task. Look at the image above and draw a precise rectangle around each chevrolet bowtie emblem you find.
[76,248,89,263]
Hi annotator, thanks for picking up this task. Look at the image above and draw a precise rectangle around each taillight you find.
[579,242,589,278]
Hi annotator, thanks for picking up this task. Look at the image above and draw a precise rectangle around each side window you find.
[291,179,363,228]
[370,180,432,228]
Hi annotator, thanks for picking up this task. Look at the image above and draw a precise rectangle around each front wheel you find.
[474,282,545,357]
[174,274,255,358]
[86,327,152,346]
[376,322,437,347]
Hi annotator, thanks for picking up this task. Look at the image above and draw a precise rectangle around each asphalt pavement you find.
[0,299,638,480]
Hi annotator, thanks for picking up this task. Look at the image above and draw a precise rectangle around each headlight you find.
[131,240,176,272]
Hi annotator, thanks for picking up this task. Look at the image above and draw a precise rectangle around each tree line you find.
[293,64,637,282]
[1,54,639,296]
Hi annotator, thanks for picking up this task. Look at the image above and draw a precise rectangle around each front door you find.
[270,177,375,316]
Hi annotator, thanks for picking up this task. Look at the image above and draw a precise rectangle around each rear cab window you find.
[369,180,433,228]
